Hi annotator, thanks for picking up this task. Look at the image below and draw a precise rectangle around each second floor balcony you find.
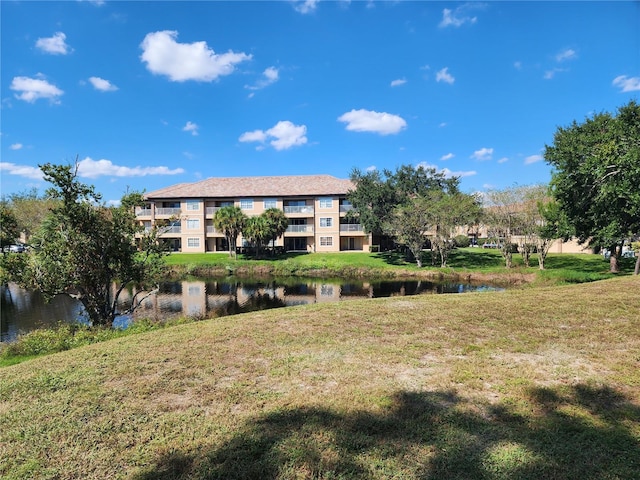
[286,225,314,234]
[135,208,152,217]
[284,205,314,215]
[340,224,364,233]
[160,225,181,234]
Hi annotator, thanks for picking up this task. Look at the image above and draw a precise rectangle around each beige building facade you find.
[138,175,371,253]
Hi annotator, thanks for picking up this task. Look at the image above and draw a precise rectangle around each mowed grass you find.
[163,248,635,282]
[1,276,639,479]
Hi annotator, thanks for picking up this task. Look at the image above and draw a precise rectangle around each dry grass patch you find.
[1,277,639,479]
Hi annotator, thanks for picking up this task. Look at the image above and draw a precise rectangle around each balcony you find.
[156,208,181,216]
[284,205,314,215]
[340,224,364,232]
[339,205,353,213]
[206,207,219,216]
[206,226,219,234]
[136,208,152,217]
[286,225,314,234]
[160,226,181,234]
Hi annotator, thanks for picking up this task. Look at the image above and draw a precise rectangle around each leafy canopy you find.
[2,163,167,327]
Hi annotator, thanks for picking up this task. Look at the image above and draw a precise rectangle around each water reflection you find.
[2,277,503,342]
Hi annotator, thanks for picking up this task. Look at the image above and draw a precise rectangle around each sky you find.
[1,1,639,205]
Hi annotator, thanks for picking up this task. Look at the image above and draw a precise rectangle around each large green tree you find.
[545,100,640,273]
[213,206,247,258]
[243,215,272,258]
[3,163,167,327]
[348,164,459,249]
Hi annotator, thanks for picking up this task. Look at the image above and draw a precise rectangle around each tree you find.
[483,187,526,269]
[0,204,20,252]
[544,100,640,273]
[429,191,483,268]
[537,198,573,270]
[384,196,432,267]
[243,215,272,258]
[213,206,247,258]
[3,163,167,327]
[6,188,60,243]
[348,164,459,250]
[262,208,289,255]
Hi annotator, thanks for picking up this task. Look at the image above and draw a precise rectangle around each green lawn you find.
[1,276,639,479]
[163,248,633,283]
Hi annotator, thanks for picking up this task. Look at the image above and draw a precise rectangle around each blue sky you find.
[2,1,639,205]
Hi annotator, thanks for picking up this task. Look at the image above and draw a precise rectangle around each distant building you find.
[138,175,370,253]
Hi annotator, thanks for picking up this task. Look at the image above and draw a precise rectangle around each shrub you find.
[454,235,471,248]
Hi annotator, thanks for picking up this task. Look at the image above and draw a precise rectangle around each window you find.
[320,217,333,228]
[240,199,253,210]
[263,198,277,209]
[187,238,200,248]
[186,200,200,211]
[186,219,200,230]
[319,197,333,208]
[320,236,333,246]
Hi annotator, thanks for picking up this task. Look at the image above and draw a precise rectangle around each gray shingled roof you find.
[145,175,354,199]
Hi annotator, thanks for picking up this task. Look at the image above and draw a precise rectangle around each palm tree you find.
[243,215,271,258]
[263,208,289,256]
[213,206,247,258]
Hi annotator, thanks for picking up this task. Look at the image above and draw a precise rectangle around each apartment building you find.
[137,175,371,253]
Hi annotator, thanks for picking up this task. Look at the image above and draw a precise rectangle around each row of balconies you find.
[146,224,364,236]
[136,204,354,218]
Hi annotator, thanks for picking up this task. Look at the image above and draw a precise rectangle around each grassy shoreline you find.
[163,248,633,285]
[1,275,639,479]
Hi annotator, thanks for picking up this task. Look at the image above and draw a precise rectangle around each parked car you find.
[3,244,26,253]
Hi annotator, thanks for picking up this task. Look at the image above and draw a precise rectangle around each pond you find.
[1,277,504,342]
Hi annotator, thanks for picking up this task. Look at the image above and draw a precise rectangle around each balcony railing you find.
[136,208,152,217]
[339,205,353,213]
[284,205,314,215]
[206,226,218,234]
[286,225,314,233]
[205,207,219,215]
[160,226,181,234]
[156,208,181,216]
[340,224,364,232]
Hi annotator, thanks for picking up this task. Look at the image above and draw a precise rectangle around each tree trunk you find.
[609,245,620,273]
[634,254,639,275]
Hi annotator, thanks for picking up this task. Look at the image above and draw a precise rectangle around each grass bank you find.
[164,249,634,285]
[1,276,638,479]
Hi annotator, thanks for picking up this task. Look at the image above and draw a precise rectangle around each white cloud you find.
[35,32,71,55]
[471,147,493,161]
[436,67,455,84]
[544,68,567,80]
[497,157,509,164]
[76,157,185,178]
[514,61,522,70]
[417,162,476,179]
[239,129,268,143]
[183,121,199,136]
[88,76,118,92]
[10,143,23,150]
[246,66,280,91]
[438,122,448,128]
[140,30,251,82]
[612,75,640,92]
[390,78,407,87]
[365,165,377,172]
[293,0,319,14]
[239,121,308,151]
[10,75,64,104]
[440,153,454,161]
[556,48,577,62]
[439,3,483,28]
[524,154,543,165]
[338,109,407,135]
[0,162,43,180]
